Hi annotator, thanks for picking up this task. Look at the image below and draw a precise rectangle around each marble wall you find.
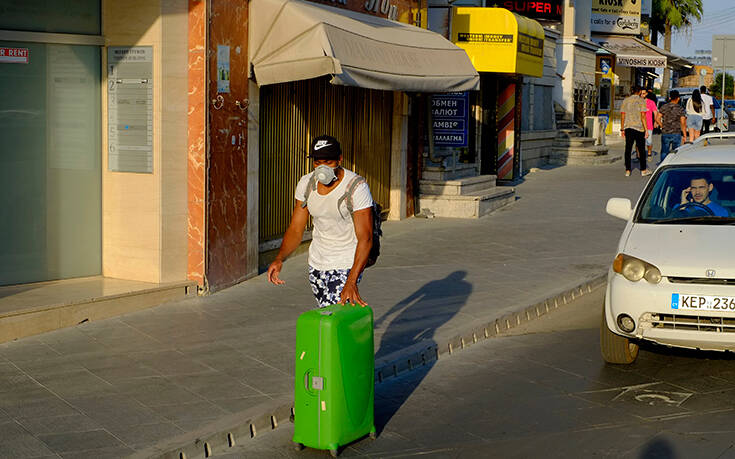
[187,0,206,287]
[206,0,250,291]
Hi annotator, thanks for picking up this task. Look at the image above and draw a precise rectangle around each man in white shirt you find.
[267,135,374,308]
[700,85,715,134]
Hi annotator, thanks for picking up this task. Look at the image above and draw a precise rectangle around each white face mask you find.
[314,164,338,185]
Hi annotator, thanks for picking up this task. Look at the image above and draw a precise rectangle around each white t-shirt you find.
[295,169,373,271]
[700,93,714,120]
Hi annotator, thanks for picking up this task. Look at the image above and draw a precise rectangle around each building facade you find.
[0,0,480,293]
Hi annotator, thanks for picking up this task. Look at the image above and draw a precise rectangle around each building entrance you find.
[0,41,101,286]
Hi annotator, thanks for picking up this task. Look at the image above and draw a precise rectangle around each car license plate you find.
[671,294,735,311]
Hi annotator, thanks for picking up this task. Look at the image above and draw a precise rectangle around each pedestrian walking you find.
[644,90,659,159]
[267,135,374,308]
[700,85,715,134]
[656,89,688,163]
[686,89,705,141]
[620,85,651,177]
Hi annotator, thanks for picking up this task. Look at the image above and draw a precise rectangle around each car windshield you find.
[636,166,735,224]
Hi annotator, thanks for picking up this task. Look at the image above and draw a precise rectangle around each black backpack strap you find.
[337,176,366,219]
[300,174,318,208]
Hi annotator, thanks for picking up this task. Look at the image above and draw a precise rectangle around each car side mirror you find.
[606,198,633,220]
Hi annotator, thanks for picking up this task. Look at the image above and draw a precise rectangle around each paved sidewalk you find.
[0,151,648,458]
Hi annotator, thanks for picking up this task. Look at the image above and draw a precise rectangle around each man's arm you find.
[266,201,310,285]
[655,110,663,127]
[680,115,688,141]
[620,112,626,137]
[641,110,648,138]
[340,208,373,306]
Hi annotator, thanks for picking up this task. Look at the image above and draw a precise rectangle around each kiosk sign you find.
[591,0,641,35]
[431,92,469,147]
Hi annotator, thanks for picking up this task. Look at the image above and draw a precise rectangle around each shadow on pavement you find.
[638,437,676,459]
[373,270,472,435]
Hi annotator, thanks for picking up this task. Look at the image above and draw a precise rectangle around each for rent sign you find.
[0,47,29,64]
[591,0,641,35]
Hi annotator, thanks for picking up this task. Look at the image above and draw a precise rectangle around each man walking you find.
[656,90,688,163]
[700,86,715,134]
[620,85,651,177]
[267,135,374,308]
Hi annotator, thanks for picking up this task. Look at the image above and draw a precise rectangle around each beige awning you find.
[593,36,667,68]
[248,0,480,92]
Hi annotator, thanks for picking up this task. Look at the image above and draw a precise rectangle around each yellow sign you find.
[452,8,544,77]
[591,0,641,35]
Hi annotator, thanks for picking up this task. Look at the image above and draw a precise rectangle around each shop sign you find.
[591,0,641,35]
[616,55,666,68]
[364,0,398,20]
[431,92,468,147]
[518,32,543,58]
[500,0,563,22]
[0,47,29,64]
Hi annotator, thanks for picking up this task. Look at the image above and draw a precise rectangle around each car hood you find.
[625,224,735,278]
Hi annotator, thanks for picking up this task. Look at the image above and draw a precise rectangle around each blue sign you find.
[432,92,469,147]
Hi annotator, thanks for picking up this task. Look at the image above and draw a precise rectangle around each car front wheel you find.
[600,309,639,364]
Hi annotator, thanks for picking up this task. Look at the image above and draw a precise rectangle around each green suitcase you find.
[293,303,376,456]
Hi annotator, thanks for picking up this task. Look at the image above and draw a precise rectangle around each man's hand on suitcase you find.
[340,281,367,307]
[267,260,286,285]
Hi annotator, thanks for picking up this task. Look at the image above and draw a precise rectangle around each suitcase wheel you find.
[330,449,339,458]
[293,442,304,451]
[369,431,377,440]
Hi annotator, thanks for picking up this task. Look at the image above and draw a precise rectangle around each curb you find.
[132,273,607,459]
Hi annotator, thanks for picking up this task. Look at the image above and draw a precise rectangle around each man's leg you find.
[703,118,711,134]
[660,134,672,162]
[624,128,635,172]
[308,267,361,308]
[636,130,647,171]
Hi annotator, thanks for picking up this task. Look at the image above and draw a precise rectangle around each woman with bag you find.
[644,90,659,159]
[686,89,704,142]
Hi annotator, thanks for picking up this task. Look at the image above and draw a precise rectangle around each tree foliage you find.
[710,73,735,99]
[650,0,704,48]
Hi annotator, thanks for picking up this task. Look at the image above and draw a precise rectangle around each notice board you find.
[107,46,153,173]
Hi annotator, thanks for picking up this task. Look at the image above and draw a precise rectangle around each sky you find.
[670,0,735,57]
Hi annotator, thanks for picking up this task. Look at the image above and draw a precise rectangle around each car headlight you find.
[613,254,662,284]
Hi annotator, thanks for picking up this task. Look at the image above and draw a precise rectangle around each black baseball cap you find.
[308,135,341,160]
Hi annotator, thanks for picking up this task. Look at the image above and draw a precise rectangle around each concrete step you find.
[553,137,596,148]
[0,277,197,343]
[417,187,515,218]
[549,151,622,166]
[419,175,497,196]
[552,145,610,158]
[556,128,584,139]
[422,163,477,181]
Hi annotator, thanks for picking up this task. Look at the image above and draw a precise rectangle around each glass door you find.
[0,42,101,286]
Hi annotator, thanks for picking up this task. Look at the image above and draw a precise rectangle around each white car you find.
[602,134,735,364]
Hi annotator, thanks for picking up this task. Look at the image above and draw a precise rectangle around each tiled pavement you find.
[0,148,651,457]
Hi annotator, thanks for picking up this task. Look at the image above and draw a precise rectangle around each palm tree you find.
[651,0,703,94]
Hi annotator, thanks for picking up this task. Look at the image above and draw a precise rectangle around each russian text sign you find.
[432,92,469,147]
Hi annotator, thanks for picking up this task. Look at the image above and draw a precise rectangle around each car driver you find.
[679,173,730,217]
